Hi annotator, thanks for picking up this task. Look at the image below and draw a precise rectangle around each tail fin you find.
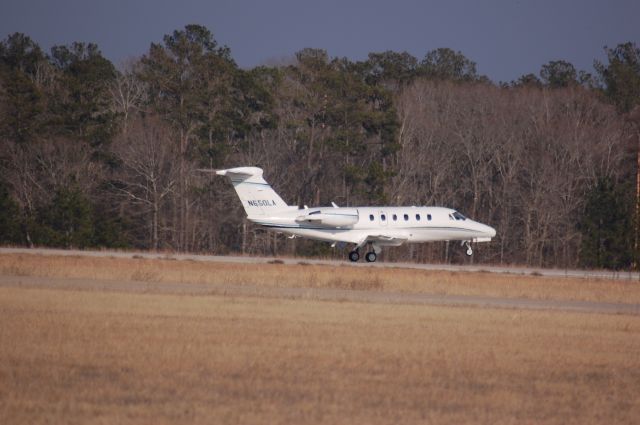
[215,167,289,217]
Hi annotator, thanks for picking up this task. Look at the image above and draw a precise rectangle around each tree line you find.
[1,25,639,268]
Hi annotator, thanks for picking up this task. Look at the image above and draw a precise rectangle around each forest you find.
[1,25,639,269]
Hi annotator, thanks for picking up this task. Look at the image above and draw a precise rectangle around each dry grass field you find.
[1,253,639,424]
[1,253,640,303]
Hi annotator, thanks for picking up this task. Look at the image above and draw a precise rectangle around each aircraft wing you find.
[357,234,408,248]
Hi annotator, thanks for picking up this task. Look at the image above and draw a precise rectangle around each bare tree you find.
[110,116,178,250]
[110,59,148,134]
[391,79,628,266]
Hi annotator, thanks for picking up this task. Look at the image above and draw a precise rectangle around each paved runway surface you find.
[2,247,639,315]
[1,247,639,280]
[1,267,638,317]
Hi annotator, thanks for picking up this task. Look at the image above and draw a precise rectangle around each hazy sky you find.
[2,0,639,82]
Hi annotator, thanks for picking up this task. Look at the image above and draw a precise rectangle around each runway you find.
[2,247,639,315]
[1,246,638,280]
[1,268,638,316]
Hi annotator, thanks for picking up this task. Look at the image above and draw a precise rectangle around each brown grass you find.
[1,285,639,425]
[1,253,640,303]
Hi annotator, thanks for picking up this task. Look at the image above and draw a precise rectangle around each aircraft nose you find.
[477,223,496,238]
[484,224,496,238]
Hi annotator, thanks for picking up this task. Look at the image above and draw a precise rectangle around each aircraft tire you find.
[348,251,360,262]
[365,252,377,263]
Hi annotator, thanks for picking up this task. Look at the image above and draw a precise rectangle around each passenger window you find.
[369,214,374,221]
[392,214,397,221]
[381,214,386,221]
[427,214,432,221]
[404,214,409,221]
[416,214,421,221]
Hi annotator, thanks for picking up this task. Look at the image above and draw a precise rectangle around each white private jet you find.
[212,166,496,263]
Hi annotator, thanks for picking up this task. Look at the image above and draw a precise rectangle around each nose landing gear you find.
[462,240,473,256]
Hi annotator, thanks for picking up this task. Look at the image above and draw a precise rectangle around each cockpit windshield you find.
[452,211,467,221]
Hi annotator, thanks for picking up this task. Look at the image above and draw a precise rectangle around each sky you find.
[2,0,639,83]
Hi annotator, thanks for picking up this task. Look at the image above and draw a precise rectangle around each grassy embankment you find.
[0,285,638,424]
[1,253,639,424]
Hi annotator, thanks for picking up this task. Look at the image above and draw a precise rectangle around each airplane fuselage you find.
[249,206,495,246]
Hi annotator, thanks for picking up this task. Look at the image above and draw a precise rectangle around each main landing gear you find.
[348,245,379,263]
[348,250,360,262]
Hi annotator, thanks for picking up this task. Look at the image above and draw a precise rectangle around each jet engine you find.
[295,208,359,228]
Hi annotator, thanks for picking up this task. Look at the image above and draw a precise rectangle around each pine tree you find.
[579,178,634,269]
